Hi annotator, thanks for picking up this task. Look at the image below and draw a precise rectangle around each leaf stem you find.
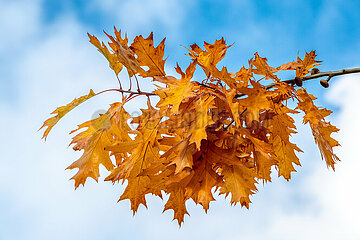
[134,75,141,92]
[116,74,122,90]
[96,88,156,96]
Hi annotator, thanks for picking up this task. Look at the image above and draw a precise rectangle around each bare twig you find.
[234,67,360,98]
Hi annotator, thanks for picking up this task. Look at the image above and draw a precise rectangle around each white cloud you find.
[262,75,360,239]
[91,0,193,39]
[90,0,192,36]
[0,0,41,54]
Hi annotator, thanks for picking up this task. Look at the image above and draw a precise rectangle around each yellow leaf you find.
[40,89,96,140]
[104,28,144,77]
[88,33,123,75]
[67,102,130,188]
[237,80,272,123]
[185,155,222,212]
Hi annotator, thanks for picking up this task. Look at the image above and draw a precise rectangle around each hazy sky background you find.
[1,0,360,239]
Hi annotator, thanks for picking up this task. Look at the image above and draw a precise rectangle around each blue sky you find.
[1,0,360,239]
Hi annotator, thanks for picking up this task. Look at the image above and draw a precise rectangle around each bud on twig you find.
[294,77,303,87]
[311,68,320,75]
[320,78,330,88]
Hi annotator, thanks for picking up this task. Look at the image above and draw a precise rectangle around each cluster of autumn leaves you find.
[40,28,339,225]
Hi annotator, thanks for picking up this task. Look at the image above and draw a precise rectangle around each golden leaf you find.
[67,102,130,188]
[41,29,344,226]
[130,32,166,77]
[40,89,96,140]
[88,34,123,75]
[220,165,257,207]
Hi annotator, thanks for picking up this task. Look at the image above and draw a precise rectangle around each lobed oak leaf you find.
[119,176,151,214]
[219,165,258,208]
[103,28,144,77]
[66,130,114,189]
[268,103,302,180]
[233,66,253,87]
[312,123,340,169]
[40,89,96,140]
[69,101,131,151]
[163,188,189,225]
[296,50,322,78]
[113,27,129,46]
[88,34,123,75]
[67,102,130,188]
[187,38,232,77]
[162,138,196,174]
[185,153,222,212]
[203,38,232,65]
[251,52,279,80]
[108,104,163,212]
[237,80,272,124]
[296,89,340,170]
[114,139,160,212]
[188,95,215,148]
[130,32,166,77]
[210,66,238,89]
[155,61,197,114]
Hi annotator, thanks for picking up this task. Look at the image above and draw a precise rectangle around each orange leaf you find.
[219,165,257,207]
[187,38,232,77]
[296,89,340,169]
[296,51,321,78]
[251,52,279,80]
[162,138,196,174]
[163,188,189,225]
[155,61,197,114]
[130,32,166,77]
